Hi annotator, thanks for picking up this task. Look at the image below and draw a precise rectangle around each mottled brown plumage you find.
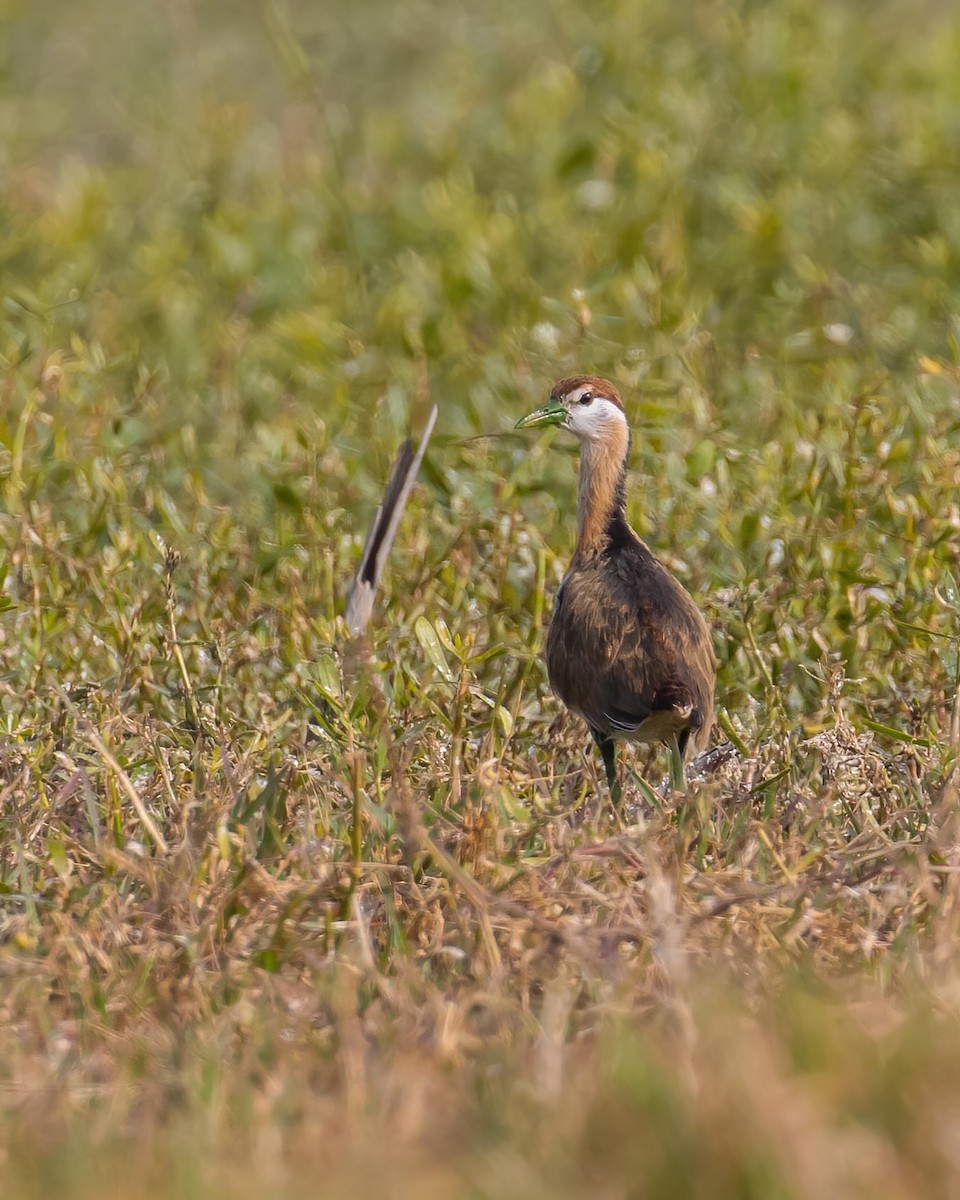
[516,374,715,802]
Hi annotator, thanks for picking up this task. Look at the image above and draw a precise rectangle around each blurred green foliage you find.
[2,0,960,735]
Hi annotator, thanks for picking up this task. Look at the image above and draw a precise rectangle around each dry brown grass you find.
[2,645,959,1197]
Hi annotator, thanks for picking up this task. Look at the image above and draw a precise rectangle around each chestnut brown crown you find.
[550,375,624,412]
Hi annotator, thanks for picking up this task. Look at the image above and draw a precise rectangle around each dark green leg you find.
[669,733,687,793]
[592,730,622,807]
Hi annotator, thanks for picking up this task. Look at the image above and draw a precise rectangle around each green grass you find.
[3,0,960,1194]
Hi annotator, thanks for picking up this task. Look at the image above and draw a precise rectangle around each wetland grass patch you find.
[3,0,960,1193]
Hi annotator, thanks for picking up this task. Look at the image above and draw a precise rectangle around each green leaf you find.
[859,718,932,747]
[943,570,960,612]
[314,654,342,700]
[272,482,304,514]
[47,837,72,881]
[434,615,457,655]
[414,616,454,682]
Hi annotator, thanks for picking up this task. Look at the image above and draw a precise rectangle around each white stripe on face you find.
[563,389,628,442]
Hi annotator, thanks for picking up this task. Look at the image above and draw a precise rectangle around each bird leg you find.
[592,730,622,808]
[668,733,687,793]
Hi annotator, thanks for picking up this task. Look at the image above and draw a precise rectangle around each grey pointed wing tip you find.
[344,583,375,636]
[344,404,439,638]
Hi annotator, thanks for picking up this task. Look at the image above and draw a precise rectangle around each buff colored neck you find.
[576,422,631,555]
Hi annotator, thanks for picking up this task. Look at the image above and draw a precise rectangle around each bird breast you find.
[545,546,715,749]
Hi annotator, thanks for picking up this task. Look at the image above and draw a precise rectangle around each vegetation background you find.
[2,0,960,1194]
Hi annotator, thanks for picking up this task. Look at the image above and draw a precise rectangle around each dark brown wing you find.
[546,538,715,754]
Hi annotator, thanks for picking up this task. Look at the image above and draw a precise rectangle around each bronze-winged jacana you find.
[516,375,715,804]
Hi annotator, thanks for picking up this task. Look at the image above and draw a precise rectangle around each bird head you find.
[516,375,627,444]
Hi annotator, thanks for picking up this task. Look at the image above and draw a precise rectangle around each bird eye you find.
[578,393,594,405]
